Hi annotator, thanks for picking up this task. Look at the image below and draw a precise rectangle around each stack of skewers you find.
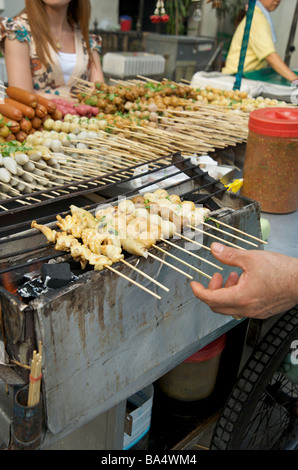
[0,77,292,206]
[28,341,43,407]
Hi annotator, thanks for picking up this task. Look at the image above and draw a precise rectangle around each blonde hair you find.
[22,0,92,65]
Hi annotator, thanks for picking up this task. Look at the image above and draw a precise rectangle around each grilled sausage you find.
[6,87,38,108]
[36,94,57,114]
[0,103,23,121]
[35,103,47,118]
[4,98,35,119]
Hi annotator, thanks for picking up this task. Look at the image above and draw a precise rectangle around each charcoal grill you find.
[0,151,262,449]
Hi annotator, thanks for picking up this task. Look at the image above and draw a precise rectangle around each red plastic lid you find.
[184,334,226,363]
[248,107,298,137]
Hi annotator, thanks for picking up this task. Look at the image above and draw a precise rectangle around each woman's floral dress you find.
[0,13,102,94]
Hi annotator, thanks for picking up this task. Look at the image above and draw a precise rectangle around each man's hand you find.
[190,243,298,319]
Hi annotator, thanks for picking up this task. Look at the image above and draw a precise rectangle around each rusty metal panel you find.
[35,254,228,441]
[35,202,262,445]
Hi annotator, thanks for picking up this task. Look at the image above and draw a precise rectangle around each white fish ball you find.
[17,182,25,192]
[0,183,8,193]
[0,167,12,183]
[22,173,34,183]
[16,165,24,176]
[28,152,42,162]
[69,123,80,134]
[24,161,35,172]
[36,159,47,170]
[50,139,62,152]
[4,157,17,175]
[14,153,29,165]
[10,177,19,187]
[77,131,88,140]
[76,142,87,150]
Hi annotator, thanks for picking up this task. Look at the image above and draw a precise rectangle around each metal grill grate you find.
[0,152,228,276]
[0,152,226,234]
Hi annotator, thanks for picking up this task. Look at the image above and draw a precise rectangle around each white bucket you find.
[123,384,154,450]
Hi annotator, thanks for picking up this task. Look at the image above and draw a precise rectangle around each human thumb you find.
[210,242,247,269]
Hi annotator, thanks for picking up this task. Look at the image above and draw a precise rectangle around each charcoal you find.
[17,279,44,300]
[41,263,72,288]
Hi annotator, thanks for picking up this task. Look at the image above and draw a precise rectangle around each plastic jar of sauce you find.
[241,108,298,213]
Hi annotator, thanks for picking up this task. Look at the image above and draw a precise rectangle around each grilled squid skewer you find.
[70,240,112,270]
[56,213,88,238]
[31,220,57,243]
[70,204,98,228]
[31,218,162,299]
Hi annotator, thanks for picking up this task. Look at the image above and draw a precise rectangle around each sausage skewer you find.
[6,86,38,108]
[4,98,36,119]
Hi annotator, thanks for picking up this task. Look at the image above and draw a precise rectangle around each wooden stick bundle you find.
[27,342,43,407]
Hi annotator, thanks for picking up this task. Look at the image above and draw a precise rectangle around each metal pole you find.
[284,0,298,66]
[137,0,145,32]
[233,0,256,90]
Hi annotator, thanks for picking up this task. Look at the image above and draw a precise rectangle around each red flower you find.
[150,14,161,23]
[161,14,169,23]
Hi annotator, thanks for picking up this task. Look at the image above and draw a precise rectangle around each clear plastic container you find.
[241,108,298,213]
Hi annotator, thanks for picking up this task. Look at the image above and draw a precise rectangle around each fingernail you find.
[212,242,224,253]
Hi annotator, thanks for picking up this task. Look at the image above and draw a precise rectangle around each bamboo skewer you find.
[71,76,248,153]
[153,244,212,279]
[202,221,258,247]
[148,252,193,279]
[73,76,93,87]
[209,217,267,244]
[120,259,169,292]
[61,143,152,168]
[62,143,140,172]
[84,135,163,162]
[160,237,223,270]
[187,225,246,251]
[105,264,161,300]
[10,359,31,370]
[174,231,211,251]
[0,183,35,205]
